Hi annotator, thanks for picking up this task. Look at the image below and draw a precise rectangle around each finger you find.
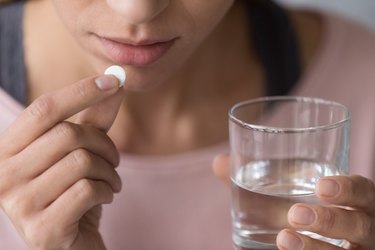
[75,83,124,133]
[316,175,375,212]
[277,229,345,250]
[212,153,231,186]
[0,75,120,158]
[29,149,121,209]
[11,122,119,179]
[288,204,373,245]
[46,179,114,227]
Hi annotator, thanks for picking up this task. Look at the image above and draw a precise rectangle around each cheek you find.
[51,0,93,37]
[167,0,235,58]
[184,0,235,34]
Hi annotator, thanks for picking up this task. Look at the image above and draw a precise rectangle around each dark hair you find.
[247,0,302,96]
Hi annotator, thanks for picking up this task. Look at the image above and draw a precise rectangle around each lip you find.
[98,35,177,66]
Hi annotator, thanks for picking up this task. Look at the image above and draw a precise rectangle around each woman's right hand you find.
[0,75,123,250]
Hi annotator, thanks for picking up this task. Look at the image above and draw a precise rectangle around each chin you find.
[124,69,173,92]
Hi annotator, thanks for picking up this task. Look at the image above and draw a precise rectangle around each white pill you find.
[104,65,126,87]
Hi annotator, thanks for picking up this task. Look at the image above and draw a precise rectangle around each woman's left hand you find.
[276,175,375,250]
[212,154,375,249]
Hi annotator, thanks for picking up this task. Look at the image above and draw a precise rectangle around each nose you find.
[106,0,170,24]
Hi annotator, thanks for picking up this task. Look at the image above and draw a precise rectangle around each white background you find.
[276,0,375,31]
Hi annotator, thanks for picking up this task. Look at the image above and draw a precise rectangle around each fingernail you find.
[289,205,316,225]
[95,75,120,90]
[277,230,303,250]
[317,179,339,197]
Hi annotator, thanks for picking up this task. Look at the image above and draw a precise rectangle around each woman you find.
[0,0,375,249]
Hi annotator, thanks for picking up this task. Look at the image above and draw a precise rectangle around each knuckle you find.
[317,208,336,232]
[69,149,92,170]
[52,122,80,142]
[74,81,92,100]
[355,215,373,242]
[104,181,114,203]
[102,186,114,204]
[27,95,54,121]
[74,179,114,205]
[75,179,96,202]
[364,178,375,204]
[105,183,115,201]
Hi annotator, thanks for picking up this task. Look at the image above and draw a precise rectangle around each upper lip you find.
[98,35,177,46]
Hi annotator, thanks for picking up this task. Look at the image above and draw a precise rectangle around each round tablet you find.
[104,65,126,87]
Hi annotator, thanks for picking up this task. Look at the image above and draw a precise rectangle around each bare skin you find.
[0,75,123,249]
[23,0,264,155]
[22,1,322,156]
[0,0,374,249]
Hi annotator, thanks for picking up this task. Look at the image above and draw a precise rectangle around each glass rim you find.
[229,96,351,133]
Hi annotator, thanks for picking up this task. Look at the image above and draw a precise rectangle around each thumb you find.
[75,72,124,132]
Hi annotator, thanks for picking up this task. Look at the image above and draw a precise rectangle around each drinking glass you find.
[229,96,351,249]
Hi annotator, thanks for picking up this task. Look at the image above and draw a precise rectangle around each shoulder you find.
[302,11,375,89]
[294,10,375,113]
[321,11,375,62]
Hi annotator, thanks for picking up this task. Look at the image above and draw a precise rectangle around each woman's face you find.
[52,0,235,90]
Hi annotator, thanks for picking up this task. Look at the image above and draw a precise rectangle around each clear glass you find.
[229,96,351,250]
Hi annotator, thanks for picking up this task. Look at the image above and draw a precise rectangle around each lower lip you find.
[98,37,176,66]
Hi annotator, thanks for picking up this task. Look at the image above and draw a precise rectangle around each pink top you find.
[1,13,375,250]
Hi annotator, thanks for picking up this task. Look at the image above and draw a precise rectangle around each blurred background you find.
[276,0,375,31]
